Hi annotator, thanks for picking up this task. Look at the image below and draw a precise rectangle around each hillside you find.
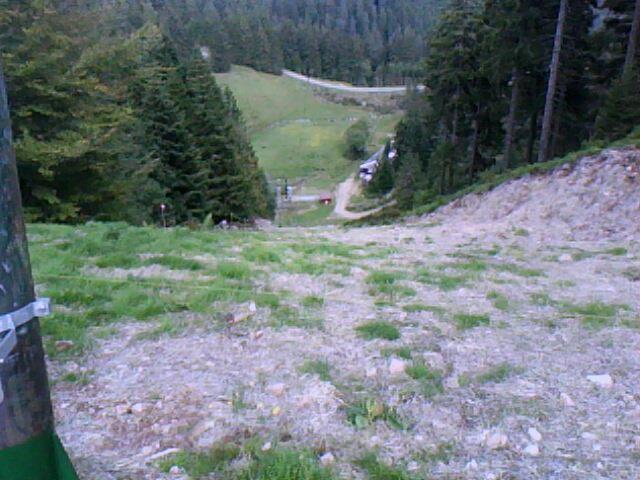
[215,66,400,226]
[432,147,640,241]
[216,67,400,189]
[36,148,640,480]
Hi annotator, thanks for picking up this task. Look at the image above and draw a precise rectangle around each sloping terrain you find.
[38,148,640,480]
[215,66,401,193]
[433,148,640,242]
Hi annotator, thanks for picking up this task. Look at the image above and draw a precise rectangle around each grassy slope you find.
[215,66,401,192]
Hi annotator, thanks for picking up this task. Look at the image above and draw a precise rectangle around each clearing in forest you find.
[42,149,639,480]
[215,66,400,198]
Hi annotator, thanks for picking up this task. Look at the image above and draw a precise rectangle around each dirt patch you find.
[50,149,640,479]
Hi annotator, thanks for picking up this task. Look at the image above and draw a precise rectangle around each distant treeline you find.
[0,0,274,225]
[148,0,447,86]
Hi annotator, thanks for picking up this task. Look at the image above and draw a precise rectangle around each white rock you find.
[465,460,478,471]
[485,432,508,450]
[169,465,183,475]
[523,444,540,457]
[558,253,573,262]
[319,452,335,467]
[267,383,286,397]
[261,442,272,452]
[389,359,407,376]
[249,301,257,313]
[587,374,613,389]
[131,403,148,415]
[528,427,542,443]
[582,432,598,441]
[366,367,378,378]
[560,393,576,407]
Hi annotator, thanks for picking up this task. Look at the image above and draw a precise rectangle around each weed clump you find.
[356,321,401,341]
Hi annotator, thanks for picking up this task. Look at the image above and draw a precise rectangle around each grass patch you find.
[302,295,325,308]
[242,245,284,264]
[494,263,544,278]
[355,452,413,480]
[487,291,510,311]
[604,247,628,256]
[454,313,490,330]
[402,304,445,315]
[299,359,332,382]
[356,321,401,341]
[406,361,444,398]
[381,347,412,360]
[345,398,406,430]
[475,362,522,384]
[238,444,336,480]
[144,255,203,271]
[217,261,253,280]
[159,443,241,478]
[562,301,629,328]
[416,269,470,291]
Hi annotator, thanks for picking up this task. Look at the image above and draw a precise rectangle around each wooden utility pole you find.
[623,0,640,79]
[538,0,568,163]
[0,60,78,480]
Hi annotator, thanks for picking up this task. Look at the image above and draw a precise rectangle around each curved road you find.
[332,175,395,220]
[283,69,425,94]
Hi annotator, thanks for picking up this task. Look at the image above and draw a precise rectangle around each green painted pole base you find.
[0,431,79,480]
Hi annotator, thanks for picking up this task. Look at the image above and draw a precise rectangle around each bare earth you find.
[52,149,640,479]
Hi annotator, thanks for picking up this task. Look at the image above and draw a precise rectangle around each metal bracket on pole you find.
[0,298,51,404]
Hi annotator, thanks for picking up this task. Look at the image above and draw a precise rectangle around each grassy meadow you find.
[215,66,401,192]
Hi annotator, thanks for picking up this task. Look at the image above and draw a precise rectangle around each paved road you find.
[283,70,425,94]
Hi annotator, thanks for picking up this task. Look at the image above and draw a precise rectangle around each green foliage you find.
[475,362,521,384]
[355,321,401,341]
[594,69,640,141]
[367,158,395,195]
[344,119,372,160]
[1,2,272,225]
[355,452,413,480]
[236,446,336,480]
[299,359,332,382]
[159,444,241,478]
[345,398,406,430]
[454,313,491,330]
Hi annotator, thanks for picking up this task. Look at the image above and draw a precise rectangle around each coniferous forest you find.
[390,0,640,210]
[1,0,639,223]
[1,0,274,225]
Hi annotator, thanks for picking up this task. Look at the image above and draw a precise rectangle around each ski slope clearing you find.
[40,148,640,480]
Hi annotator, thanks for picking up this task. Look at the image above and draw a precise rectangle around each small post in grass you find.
[0,59,79,479]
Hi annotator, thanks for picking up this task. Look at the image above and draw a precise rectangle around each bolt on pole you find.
[0,59,78,479]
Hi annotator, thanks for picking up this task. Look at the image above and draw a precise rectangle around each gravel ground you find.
[51,148,640,479]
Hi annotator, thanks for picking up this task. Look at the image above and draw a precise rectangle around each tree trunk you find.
[550,82,566,158]
[0,60,54,452]
[538,0,568,163]
[502,68,520,170]
[526,109,539,164]
[468,106,480,181]
[448,98,459,192]
[623,0,640,78]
